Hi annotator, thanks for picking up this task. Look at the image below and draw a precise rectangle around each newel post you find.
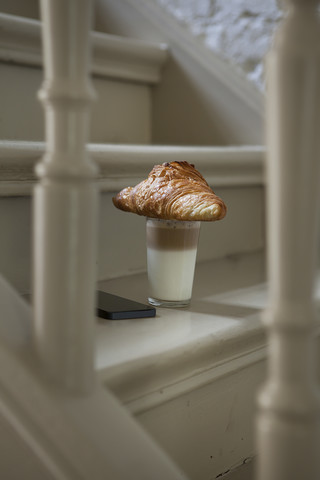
[257,0,320,479]
[33,0,98,393]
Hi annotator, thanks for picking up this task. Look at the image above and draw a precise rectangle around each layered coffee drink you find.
[113,160,227,308]
[146,218,201,307]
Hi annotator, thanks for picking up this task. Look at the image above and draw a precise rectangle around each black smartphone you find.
[96,291,156,320]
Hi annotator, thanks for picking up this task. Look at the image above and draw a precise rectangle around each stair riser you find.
[0,63,152,144]
[0,185,264,294]
[136,359,263,480]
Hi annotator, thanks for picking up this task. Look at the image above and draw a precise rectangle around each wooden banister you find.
[33,0,98,393]
[257,1,320,478]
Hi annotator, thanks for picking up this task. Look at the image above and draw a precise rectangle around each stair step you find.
[0,140,266,294]
[96,251,266,479]
[97,252,267,406]
[0,13,167,143]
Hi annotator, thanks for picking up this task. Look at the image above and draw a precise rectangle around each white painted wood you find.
[0,13,163,143]
[0,12,167,84]
[0,63,152,143]
[0,227,264,480]
[0,140,266,196]
[92,144,265,189]
[138,362,261,480]
[222,460,254,480]
[60,383,188,480]
[0,186,265,293]
[0,0,39,20]
[0,278,188,480]
[257,1,320,479]
[0,140,265,292]
[33,0,98,393]
[0,196,33,294]
[0,343,111,480]
[95,252,267,480]
[95,0,264,145]
[97,252,267,413]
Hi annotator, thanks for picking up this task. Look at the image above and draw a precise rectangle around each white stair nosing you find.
[92,30,167,83]
[102,344,267,415]
[95,144,266,191]
[0,141,266,196]
[0,140,266,196]
[0,13,168,84]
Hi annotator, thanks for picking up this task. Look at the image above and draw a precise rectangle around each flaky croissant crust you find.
[112,161,227,221]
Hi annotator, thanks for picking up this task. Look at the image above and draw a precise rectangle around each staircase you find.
[0,10,266,292]
[0,5,267,480]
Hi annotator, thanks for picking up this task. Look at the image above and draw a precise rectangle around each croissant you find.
[112,161,227,221]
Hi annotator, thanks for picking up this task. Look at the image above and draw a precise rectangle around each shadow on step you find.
[189,300,261,319]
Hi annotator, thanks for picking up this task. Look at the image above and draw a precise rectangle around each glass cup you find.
[146,217,201,307]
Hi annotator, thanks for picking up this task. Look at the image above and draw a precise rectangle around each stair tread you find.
[96,250,267,411]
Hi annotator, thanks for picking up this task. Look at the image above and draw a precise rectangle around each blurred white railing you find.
[33,0,98,393]
[257,0,320,479]
[29,2,188,479]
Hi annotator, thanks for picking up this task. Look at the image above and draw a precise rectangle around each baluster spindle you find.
[257,0,320,479]
[33,0,98,393]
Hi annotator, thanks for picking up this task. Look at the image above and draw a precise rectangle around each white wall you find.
[152,0,282,91]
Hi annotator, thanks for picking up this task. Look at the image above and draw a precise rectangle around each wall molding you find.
[0,12,168,84]
[0,140,266,196]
